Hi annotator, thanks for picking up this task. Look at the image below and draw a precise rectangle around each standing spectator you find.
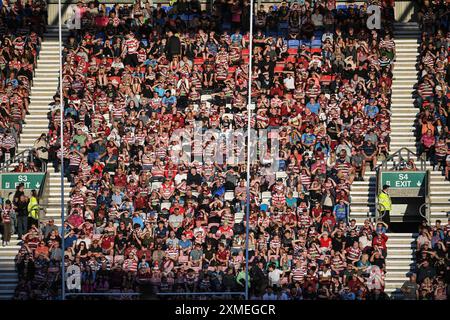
[15,194,29,241]
[377,185,392,224]
[401,273,419,300]
[165,30,181,61]
[27,190,39,228]
[1,200,13,246]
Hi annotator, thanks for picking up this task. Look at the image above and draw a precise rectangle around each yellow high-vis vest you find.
[378,192,392,211]
[28,196,40,220]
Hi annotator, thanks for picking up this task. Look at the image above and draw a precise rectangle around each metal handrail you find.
[425,169,431,222]
[375,166,380,221]
[376,147,425,171]
[0,148,34,172]
[377,202,388,221]
[419,202,428,221]
[38,172,48,199]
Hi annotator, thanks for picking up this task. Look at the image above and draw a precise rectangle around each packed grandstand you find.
[0,0,448,300]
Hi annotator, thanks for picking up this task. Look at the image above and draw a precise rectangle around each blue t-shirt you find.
[179,239,192,249]
[333,204,348,220]
[65,235,78,250]
[132,216,144,229]
[286,197,297,208]
[6,79,19,88]
[364,104,379,118]
[306,102,320,115]
[302,133,316,145]
[231,34,242,45]
[162,95,177,107]
[154,86,165,97]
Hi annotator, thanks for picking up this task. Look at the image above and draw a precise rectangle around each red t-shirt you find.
[319,237,332,249]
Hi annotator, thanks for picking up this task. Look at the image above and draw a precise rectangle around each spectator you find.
[27,190,40,228]
[1,200,14,246]
[377,185,391,224]
[401,273,419,300]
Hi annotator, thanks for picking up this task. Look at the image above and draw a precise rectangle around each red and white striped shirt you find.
[125,38,139,54]
[69,152,82,167]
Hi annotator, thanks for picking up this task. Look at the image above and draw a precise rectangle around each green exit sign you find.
[0,173,45,190]
[381,172,426,188]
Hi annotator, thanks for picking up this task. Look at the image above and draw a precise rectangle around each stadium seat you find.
[228,66,237,74]
[286,56,296,63]
[311,39,322,48]
[274,65,284,73]
[222,22,231,30]
[194,58,204,65]
[287,39,300,48]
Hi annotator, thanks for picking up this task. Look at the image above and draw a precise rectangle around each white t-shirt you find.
[359,235,371,249]
[268,268,283,286]
[283,77,295,90]
[168,214,183,229]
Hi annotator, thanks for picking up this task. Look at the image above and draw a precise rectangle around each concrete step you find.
[34,70,60,75]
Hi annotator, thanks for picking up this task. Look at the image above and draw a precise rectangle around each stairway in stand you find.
[390,23,420,152]
[380,22,420,300]
[392,23,450,223]
[350,22,446,299]
[385,233,417,299]
[0,235,19,300]
[0,26,69,300]
[349,24,426,224]
[17,26,67,154]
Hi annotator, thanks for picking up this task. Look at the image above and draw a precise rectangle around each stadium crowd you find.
[0,0,47,165]
[13,0,395,300]
[416,0,450,179]
[397,0,450,300]
[9,0,448,301]
[402,219,449,300]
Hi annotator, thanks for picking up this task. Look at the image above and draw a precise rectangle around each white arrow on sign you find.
[417,181,421,187]
[36,182,41,188]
